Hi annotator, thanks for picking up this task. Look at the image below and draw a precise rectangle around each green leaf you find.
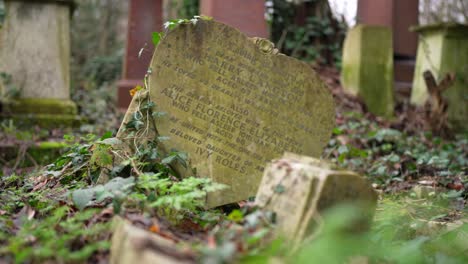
[152,111,167,118]
[274,184,285,194]
[152,32,163,46]
[90,144,113,167]
[227,209,244,222]
[96,137,122,146]
[161,155,176,165]
[100,131,113,140]
[72,189,95,210]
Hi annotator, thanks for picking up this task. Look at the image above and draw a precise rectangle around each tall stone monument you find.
[0,0,78,127]
[341,24,394,118]
[117,0,163,109]
[120,19,335,207]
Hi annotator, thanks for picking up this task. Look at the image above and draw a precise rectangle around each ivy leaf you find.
[96,137,122,146]
[274,184,286,194]
[157,136,170,142]
[90,144,113,167]
[227,209,244,223]
[100,131,113,140]
[152,32,163,46]
[72,189,95,211]
[152,111,167,118]
[162,151,188,168]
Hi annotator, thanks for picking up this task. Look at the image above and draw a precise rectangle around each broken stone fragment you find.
[110,217,194,264]
[255,153,377,243]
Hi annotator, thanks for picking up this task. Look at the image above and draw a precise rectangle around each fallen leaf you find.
[149,224,160,233]
[207,235,216,249]
[130,85,143,97]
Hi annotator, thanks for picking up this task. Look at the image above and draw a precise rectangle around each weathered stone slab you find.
[341,24,394,118]
[411,23,468,132]
[145,19,335,207]
[110,218,194,264]
[255,153,377,242]
[0,0,79,127]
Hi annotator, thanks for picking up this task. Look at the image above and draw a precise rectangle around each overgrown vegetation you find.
[1,79,466,262]
[0,1,4,24]
[70,0,125,134]
[270,0,347,67]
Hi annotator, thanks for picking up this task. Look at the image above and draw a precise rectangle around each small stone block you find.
[255,153,377,242]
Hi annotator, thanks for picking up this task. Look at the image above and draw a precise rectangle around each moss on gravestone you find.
[341,24,394,118]
[411,23,468,132]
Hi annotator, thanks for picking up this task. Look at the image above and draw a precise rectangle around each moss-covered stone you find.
[0,98,81,128]
[411,23,468,132]
[2,113,83,128]
[4,98,77,115]
[0,140,69,168]
[341,24,394,118]
[0,1,72,100]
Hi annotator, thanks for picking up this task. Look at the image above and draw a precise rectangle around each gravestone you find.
[341,24,394,118]
[411,23,468,132]
[0,0,79,127]
[121,19,335,207]
[255,153,377,243]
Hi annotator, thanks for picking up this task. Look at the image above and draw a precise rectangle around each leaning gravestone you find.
[255,153,377,243]
[122,19,335,207]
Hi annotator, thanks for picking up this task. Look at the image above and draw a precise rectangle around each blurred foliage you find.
[243,202,467,263]
[420,0,468,24]
[70,0,126,133]
[178,0,199,18]
[323,112,467,193]
[0,1,4,24]
[270,0,347,67]
[71,0,125,86]
[163,0,199,21]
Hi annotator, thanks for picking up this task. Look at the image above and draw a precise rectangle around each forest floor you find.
[0,66,466,263]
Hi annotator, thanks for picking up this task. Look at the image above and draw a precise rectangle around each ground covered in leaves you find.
[0,67,467,263]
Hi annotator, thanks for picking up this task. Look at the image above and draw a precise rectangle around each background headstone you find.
[117,0,163,109]
[0,0,79,127]
[255,153,377,243]
[124,19,335,207]
[200,0,268,38]
[341,24,394,118]
[357,0,419,96]
[411,23,468,132]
